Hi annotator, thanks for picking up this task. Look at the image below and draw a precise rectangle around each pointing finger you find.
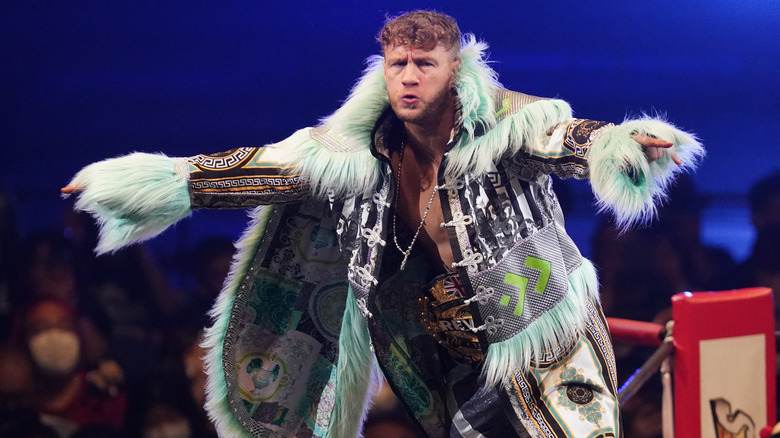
[633,133,673,148]
[61,184,80,194]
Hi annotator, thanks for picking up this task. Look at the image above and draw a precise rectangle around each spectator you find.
[740,171,780,292]
[17,232,109,370]
[590,219,674,323]
[21,232,79,307]
[739,169,780,433]
[19,298,127,436]
[748,171,780,233]
[78,242,181,389]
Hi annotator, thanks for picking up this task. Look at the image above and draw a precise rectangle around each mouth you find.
[401,94,420,105]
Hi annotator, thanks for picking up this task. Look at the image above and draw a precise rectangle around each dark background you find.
[2,0,778,261]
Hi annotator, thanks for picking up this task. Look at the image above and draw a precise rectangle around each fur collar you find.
[279,35,572,199]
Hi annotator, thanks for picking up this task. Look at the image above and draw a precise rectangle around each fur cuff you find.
[589,118,704,229]
[64,152,191,254]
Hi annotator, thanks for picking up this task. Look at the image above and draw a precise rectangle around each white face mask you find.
[28,329,80,375]
[144,421,192,438]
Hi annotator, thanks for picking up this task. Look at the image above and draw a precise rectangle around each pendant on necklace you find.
[400,253,410,271]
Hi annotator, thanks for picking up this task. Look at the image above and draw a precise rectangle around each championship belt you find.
[419,273,483,363]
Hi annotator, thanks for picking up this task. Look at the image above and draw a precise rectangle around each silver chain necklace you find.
[392,138,439,270]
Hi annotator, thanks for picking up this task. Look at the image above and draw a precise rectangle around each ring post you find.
[672,287,776,437]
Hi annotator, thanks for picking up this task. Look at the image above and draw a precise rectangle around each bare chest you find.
[392,150,455,272]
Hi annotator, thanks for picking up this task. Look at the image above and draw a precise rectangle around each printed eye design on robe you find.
[554,365,607,428]
[565,383,595,405]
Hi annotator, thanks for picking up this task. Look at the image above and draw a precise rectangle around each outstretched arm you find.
[186,146,310,208]
[518,115,704,228]
[62,133,314,254]
[60,146,311,205]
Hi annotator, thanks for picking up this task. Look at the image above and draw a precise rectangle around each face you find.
[383,44,460,127]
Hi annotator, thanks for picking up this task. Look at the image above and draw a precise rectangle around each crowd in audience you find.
[0,169,777,438]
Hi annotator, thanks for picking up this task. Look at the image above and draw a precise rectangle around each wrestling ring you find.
[608,287,777,438]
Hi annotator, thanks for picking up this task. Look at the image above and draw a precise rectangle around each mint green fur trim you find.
[66,152,191,254]
[318,55,389,133]
[278,128,384,199]
[201,206,273,438]
[326,287,379,438]
[445,98,573,178]
[447,35,572,178]
[482,259,599,388]
[589,118,705,229]
[278,37,555,197]
[279,55,388,198]
[453,35,501,146]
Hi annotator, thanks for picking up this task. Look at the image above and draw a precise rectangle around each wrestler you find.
[63,10,703,438]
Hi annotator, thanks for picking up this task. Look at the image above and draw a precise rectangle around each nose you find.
[401,64,419,86]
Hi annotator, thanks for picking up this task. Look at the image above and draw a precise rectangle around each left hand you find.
[633,133,682,165]
[61,184,80,194]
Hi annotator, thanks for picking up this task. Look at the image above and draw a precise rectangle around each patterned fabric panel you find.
[189,147,312,209]
[512,119,614,180]
[345,171,394,318]
[459,165,552,270]
[504,299,621,438]
[456,161,581,274]
[221,200,349,437]
[467,223,575,344]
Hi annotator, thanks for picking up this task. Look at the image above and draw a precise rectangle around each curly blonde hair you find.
[378,10,461,57]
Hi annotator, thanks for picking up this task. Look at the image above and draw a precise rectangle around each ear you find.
[449,60,460,87]
[450,58,461,79]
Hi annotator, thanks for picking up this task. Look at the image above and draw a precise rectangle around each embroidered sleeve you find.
[188,146,311,209]
[522,118,614,180]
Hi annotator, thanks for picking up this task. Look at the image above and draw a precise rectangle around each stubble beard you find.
[393,85,454,126]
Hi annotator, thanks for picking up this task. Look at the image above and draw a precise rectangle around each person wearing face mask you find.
[20,298,127,436]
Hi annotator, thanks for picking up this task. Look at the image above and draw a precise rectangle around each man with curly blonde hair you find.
[64,9,703,438]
